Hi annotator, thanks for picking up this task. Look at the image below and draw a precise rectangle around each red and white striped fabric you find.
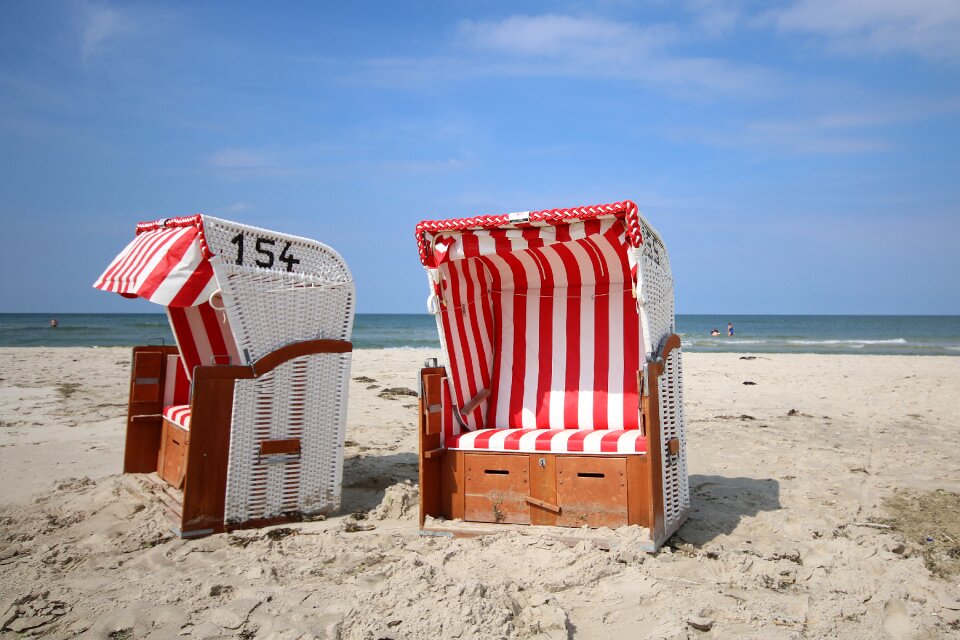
[163,404,191,431]
[167,302,241,378]
[449,428,647,454]
[163,354,191,406]
[419,205,643,434]
[93,215,217,307]
[94,215,240,379]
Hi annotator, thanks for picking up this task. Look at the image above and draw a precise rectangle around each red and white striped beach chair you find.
[94,215,354,537]
[414,201,688,550]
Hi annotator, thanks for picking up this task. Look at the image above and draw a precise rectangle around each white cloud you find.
[205,148,272,169]
[381,157,471,174]
[682,0,742,37]
[458,14,673,59]
[666,108,910,155]
[447,14,772,95]
[79,1,133,62]
[223,202,254,214]
[767,0,960,61]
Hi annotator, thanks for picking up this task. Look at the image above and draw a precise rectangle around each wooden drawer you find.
[158,420,189,489]
[464,453,530,524]
[556,456,628,528]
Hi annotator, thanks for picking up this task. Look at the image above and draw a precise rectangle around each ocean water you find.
[1,313,959,356]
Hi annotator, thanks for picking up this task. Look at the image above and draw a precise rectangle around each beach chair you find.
[414,201,688,550]
[94,215,354,537]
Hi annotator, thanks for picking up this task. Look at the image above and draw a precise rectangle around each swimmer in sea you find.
[711,328,720,336]
[727,322,734,337]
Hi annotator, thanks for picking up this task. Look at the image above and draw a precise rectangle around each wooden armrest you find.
[194,339,353,382]
[643,334,682,388]
[659,334,681,363]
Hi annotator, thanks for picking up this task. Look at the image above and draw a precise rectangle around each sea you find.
[1,313,959,356]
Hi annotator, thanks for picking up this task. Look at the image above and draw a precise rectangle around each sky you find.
[1,0,959,315]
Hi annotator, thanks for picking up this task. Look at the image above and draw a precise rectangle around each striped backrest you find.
[166,302,242,378]
[432,217,641,431]
[163,354,191,405]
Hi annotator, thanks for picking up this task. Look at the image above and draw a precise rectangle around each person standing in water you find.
[727,322,734,337]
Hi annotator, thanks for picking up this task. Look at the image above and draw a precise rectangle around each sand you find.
[1,347,960,639]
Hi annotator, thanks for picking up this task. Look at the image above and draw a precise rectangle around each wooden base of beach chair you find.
[417,336,688,552]
[122,339,352,539]
[446,451,647,528]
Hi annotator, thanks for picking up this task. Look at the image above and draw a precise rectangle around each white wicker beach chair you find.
[94,215,354,537]
[414,200,688,550]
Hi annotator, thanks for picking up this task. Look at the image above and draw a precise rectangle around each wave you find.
[787,338,908,346]
[685,337,910,346]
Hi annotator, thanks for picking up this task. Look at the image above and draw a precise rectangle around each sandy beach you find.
[1,346,959,639]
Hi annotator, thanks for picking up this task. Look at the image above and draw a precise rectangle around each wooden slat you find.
[528,454,558,525]
[419,392,440,526]
[124,345,180,474]
[179,376,234,536]
[626,454,651,527]
[131,351,163,403]
[440,450,464,520]
[419,367,448,525]
[423,374,442,405]
[425,409,441,436]
[642,361,666,545]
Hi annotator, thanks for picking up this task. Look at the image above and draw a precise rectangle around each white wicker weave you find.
[200,216,355,524]
[634,215,690,529]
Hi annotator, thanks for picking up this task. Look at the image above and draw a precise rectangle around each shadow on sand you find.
[338,451,418,514]
[675,474,782,545]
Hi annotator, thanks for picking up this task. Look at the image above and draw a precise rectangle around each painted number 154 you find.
[230,233,301,272]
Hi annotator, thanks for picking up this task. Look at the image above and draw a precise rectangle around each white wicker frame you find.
[200,216,355,524]
[634,217,690,531]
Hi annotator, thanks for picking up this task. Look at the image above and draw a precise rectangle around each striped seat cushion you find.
[162,404,191,431]
[448,428,647,455]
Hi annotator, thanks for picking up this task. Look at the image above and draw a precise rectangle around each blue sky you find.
[1,1,958,314]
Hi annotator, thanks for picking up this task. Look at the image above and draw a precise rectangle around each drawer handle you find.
[484,469,509,475]
[525,496,561,513]
[577,472,605,479]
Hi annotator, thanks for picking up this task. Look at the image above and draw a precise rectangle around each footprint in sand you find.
[882,599,913,639]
